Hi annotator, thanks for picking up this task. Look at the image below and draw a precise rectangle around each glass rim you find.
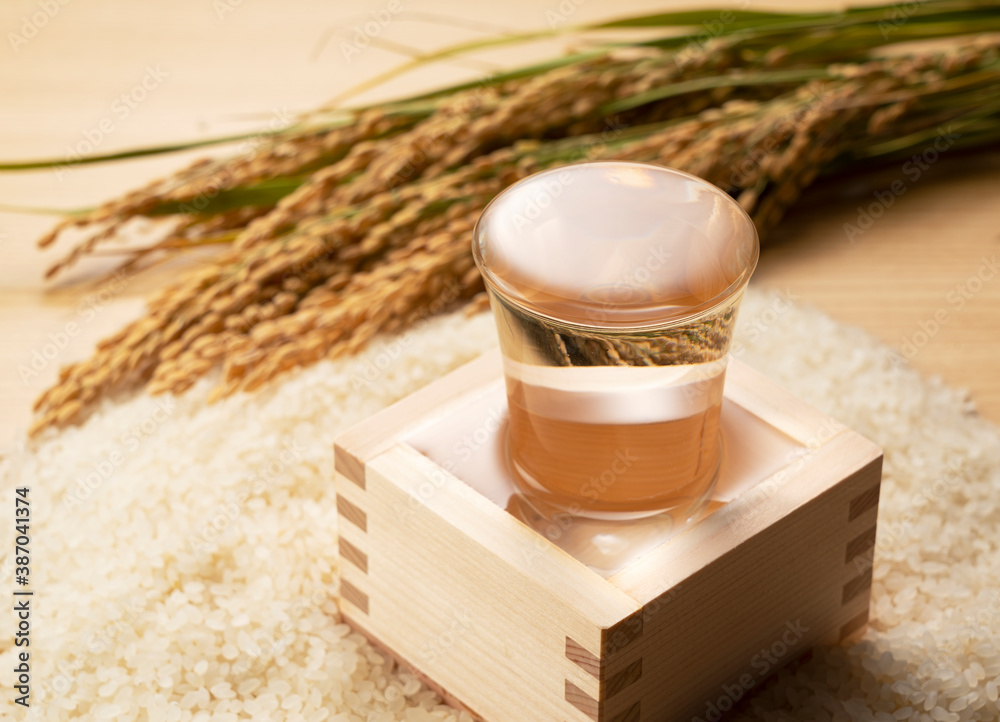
[472,161,760,332]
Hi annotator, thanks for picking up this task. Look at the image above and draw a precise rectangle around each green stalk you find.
[145,177,308,217]
[854,99,1000,158]
[0,131,281,172]
[4,0,996,172]
[604,68,833,114]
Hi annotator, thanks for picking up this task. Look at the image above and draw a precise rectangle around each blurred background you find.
[2,0,998,447]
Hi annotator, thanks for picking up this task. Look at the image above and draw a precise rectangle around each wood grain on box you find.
[333,352,883,722]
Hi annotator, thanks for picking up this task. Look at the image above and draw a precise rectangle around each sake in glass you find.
[472,162,759,521]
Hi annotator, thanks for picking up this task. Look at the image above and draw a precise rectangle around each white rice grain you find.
[1,287,998,720]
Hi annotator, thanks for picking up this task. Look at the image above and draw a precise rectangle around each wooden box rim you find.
[334,349,882,614]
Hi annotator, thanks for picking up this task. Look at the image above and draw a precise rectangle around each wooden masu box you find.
[333,350,883,722]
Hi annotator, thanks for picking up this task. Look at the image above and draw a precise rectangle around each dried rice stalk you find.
[27,31,1000,436]
[38,110,413,276]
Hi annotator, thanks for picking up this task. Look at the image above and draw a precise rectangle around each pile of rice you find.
[3,287,999,721]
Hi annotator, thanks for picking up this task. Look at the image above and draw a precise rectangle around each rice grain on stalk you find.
[38,109,415,276]
[24,13,1000,435]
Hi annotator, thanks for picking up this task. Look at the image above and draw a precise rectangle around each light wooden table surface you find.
[2,0,998,450]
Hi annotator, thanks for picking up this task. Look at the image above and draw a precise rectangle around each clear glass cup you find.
[472,161,759,521]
